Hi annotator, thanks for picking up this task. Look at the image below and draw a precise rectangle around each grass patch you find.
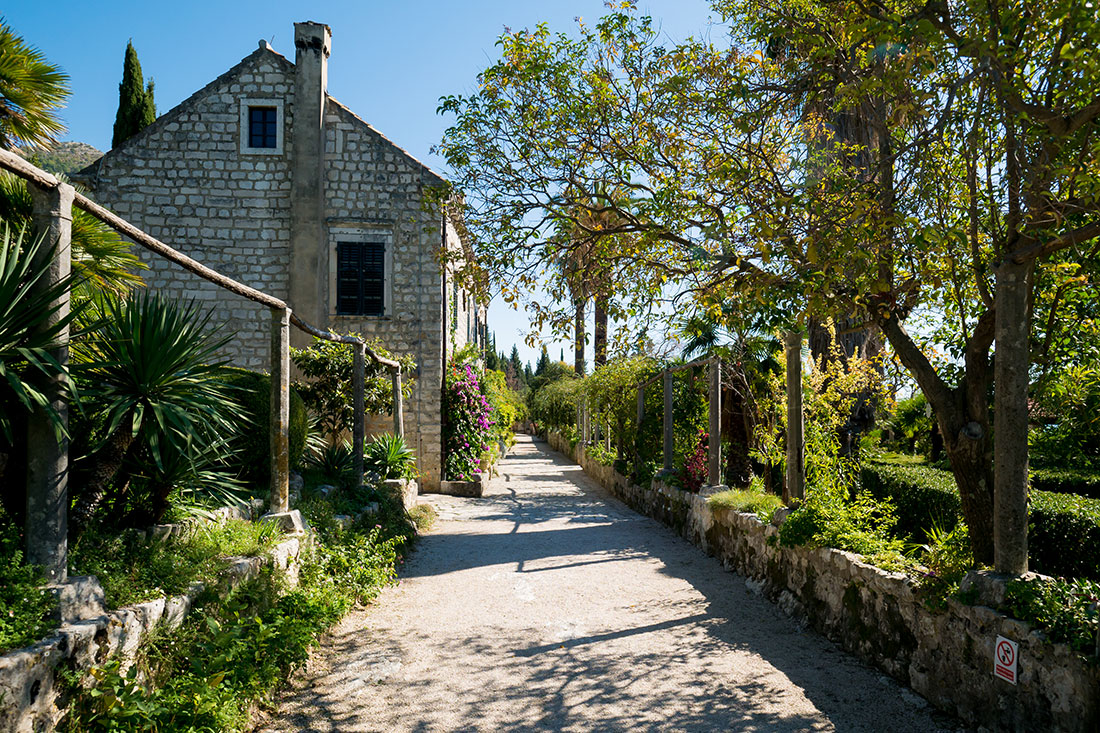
[408,503,438,533]
[69,518,283,608]
[707,485,784,522]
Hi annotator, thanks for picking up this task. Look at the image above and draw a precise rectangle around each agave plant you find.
[365,432,415,481]
[0,222,80,443]
[69,292,241,536]
[305,440,358,486]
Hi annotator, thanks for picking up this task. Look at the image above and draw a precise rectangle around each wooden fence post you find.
[26,181,74,583]
[663,369,673,473]
[269,307,291,513]
[353,341,366,490]
[709,359,721,487]
[784,330,805,502]
[392,367,404,437]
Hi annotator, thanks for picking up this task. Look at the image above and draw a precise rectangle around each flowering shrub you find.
[681,429,709,493]
[443,361,494,480]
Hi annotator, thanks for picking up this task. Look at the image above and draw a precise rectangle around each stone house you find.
[79,22,486,491]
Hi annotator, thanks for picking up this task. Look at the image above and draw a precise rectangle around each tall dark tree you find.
[112,41,156,148]
[524,363,533,384]
[535,346,550,376]
[508,346,525,389]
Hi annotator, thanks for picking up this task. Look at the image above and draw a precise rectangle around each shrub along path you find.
[263,435,959,732]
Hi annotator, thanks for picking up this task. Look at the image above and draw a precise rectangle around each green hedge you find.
[861,462,1100,580]
[1030,492,1100,580]
[1029,467,1100,500]
[223,368,307,484]
[859,463,962,540]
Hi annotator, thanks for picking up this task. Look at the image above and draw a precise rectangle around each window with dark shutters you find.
[336,242,385,316]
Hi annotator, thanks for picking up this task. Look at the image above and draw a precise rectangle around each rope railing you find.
[2,148,405,578]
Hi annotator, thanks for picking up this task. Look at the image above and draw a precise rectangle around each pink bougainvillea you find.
[443,362,495,481]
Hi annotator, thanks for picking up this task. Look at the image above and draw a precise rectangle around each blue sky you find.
[8,0,718,367]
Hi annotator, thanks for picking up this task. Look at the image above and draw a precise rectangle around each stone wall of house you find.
[87,47,457,491]
[548,432,1100,733]
[320,102,448,490]
[89,49,295,371]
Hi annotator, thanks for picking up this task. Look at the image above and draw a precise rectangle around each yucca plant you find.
[69,292,240,537]
[0,222,80,443]
[305,440,358,487]
[364,432,415,480]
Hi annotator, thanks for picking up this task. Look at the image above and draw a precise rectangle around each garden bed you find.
[549,431,1100,733]
[0,507,306,733]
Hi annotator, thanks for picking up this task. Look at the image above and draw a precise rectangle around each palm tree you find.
[0,19,69,149]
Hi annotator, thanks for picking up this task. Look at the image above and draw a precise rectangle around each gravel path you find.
[262,435,959,732]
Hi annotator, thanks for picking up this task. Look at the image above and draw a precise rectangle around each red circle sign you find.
[997,640,1015,666]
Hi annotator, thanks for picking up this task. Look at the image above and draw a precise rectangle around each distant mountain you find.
[17,141,103,177]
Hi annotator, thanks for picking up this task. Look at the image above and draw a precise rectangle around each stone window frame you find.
[328,225,393,320]
[239,98,285,155]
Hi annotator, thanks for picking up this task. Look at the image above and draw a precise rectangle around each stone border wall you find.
[0,508,307,733]
[547,432,1099,733]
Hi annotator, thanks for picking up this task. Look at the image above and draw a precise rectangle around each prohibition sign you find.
[994,635,1018,684]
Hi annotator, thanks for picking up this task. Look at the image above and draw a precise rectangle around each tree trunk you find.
[69,413,135,538]
[574,297,586,376]
[784,330,805,503]
[993,260,1033,574]
[722,384,753,487]
[594,295,609,368]
[941,421,996,564]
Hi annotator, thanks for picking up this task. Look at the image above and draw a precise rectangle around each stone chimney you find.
[289,21,331,339]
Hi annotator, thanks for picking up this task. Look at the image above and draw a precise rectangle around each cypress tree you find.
[112,41,155,148]
[536,346,550,376]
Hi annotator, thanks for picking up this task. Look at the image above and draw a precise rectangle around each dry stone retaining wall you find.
[547,432,1100,733]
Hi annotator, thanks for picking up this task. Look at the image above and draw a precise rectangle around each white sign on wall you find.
[994,635,1018,684]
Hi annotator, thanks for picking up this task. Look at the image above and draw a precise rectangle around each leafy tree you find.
[439,3,1100,568]
[112,41,156,148]
[0,19,68,149]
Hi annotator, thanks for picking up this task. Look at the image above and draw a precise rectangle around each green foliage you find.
[1031,365,1100,467]
[863,461,1100,580]
[885,393,934,457]
[0,19,69,148]
[71,292,242,529]
[1030,491,1100,581]
[304,441,358,488]
[914,522,974,611]
[0,509,57,652]
[112,41,156,148]
[0,173,145,296]
[0,223,80,442]
[528,373,581,434]
[707,482,784,523]
[778,488,909,570]
[364,432,415,480]
[62,482,418,732]
[1029,467,1100,500]
[1003,577,1100,656]
[861,463,963,542]
[291,336,415,442]
[221,368,307,482]
[585,441,616,467]
[483,367,524,446]
[69,519,282,609]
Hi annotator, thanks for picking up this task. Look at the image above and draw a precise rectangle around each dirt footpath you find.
[262,435,960,732]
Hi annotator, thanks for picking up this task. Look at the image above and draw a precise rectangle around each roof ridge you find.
[76,45,293,179]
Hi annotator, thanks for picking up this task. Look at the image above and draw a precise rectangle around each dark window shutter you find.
[336,241,385,316]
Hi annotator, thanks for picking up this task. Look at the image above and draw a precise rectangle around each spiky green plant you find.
[365,432,415,480]
[69,292,240,536]
[0,222,79,442]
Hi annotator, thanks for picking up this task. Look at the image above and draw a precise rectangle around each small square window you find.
[248,106,278,149]
[336,241,386,316]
